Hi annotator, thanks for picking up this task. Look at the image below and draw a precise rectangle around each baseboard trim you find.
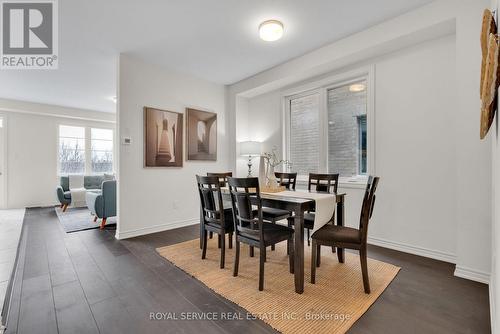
[368,236,457,264]
[454,266,490,285]
[115,218,199,240]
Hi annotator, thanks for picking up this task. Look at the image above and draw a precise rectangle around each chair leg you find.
[93,216,97,223]
[62,204,68,212]
[307,228,310,246]
[209,231,213,239]
[100,218,107,229]
[249,246,254,257]
[360,248,370,294]
[316,244,321,267]
[228,233,233,249]
[287,218,293,255]
[288,236,294,274]
[337,247,345,263]
[233,241,240,277]
[201,229,208,260]
[220,234,225,269]
[331,246,336,253]
[60,204,64,209]
[311,240,317,284]
[271,220,276,251]
[217,234,221,249]
[259,246,266,291]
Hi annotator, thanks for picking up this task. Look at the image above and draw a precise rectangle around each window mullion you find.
[85,127,91,174]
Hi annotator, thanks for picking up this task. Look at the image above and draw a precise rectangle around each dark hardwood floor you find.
[2,207,491,334]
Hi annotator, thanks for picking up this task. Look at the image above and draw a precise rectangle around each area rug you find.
[55,206,116,233]
[157,237,400,334]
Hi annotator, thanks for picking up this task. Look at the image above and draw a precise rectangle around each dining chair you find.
[261,172,297,251]
[275,172,297,190]
[206,172,233,243]
[197,175,234,269]
[207,172,232,187]
[310,176,379,293]
[303,173,339,246]
[228,177,294,291]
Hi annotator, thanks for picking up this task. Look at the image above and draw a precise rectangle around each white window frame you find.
[57,124,115,175]
[282,66,375,186]
[90,127,114,175]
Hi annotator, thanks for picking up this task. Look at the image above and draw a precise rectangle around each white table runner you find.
[262,190,336,235]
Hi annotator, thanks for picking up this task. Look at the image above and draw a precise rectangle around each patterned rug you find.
[55,206,116,233]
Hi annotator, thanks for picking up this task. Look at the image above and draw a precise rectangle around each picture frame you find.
[186,108,217,161]
[144,106,183,167]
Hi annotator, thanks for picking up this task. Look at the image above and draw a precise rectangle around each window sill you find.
[295,176,367,190]
[338,178,367,189]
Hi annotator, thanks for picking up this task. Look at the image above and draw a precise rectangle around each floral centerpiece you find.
[262,147,288,189]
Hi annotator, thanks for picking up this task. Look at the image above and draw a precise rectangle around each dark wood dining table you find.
[199,190,346,294]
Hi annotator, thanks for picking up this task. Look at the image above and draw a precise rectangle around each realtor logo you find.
[1,0,58,69]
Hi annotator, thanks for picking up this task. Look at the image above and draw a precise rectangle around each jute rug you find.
[157,237,400,334]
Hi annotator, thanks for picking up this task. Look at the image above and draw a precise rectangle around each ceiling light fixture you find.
[349,84,366,92]
[259,20,284,41]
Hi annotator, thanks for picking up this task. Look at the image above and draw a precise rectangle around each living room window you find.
[58,125,114,175]
[59,125,86,174]
[284,68,374,180]
[91,128,113,173]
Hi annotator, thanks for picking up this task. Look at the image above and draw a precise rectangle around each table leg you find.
[294,209,304,294]
[336,197,345,263]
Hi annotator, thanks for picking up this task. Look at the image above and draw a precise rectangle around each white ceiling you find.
[0,0,434,113]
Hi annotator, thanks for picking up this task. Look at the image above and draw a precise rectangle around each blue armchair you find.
[86,180,117,229]
[56,175,105,211]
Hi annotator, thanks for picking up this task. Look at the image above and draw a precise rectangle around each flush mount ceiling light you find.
[349,84,366,92]
[259,20,284,41]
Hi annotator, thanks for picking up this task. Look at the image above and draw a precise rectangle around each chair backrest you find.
[196,175,226,228]
[207,172,232,187]
[227,177,263,242]
[275,172,297,190]
[60,175,105,191]
[359,176,380,242]
[308,173,339,193]
[101,180,117,217]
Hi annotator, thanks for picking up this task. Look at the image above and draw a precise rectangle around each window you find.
[58,125,114,175]
[91,128,113,173]
[327,79,367,177]
[285,71,372,180]
[59,125,85,174]
[289,92,320,175]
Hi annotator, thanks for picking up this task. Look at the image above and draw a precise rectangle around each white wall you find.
[453,0,492,285]
[490,0,499,331]
[229,0,492,285]
[0,99,115,208]
[117,54,229,239]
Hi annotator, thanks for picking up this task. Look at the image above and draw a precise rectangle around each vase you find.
[267,165,278,188]
[258,156,266,187]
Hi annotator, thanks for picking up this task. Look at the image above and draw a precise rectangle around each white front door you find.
[0,117,5,208]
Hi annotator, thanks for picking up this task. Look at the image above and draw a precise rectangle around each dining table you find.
[199,188,346,294]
